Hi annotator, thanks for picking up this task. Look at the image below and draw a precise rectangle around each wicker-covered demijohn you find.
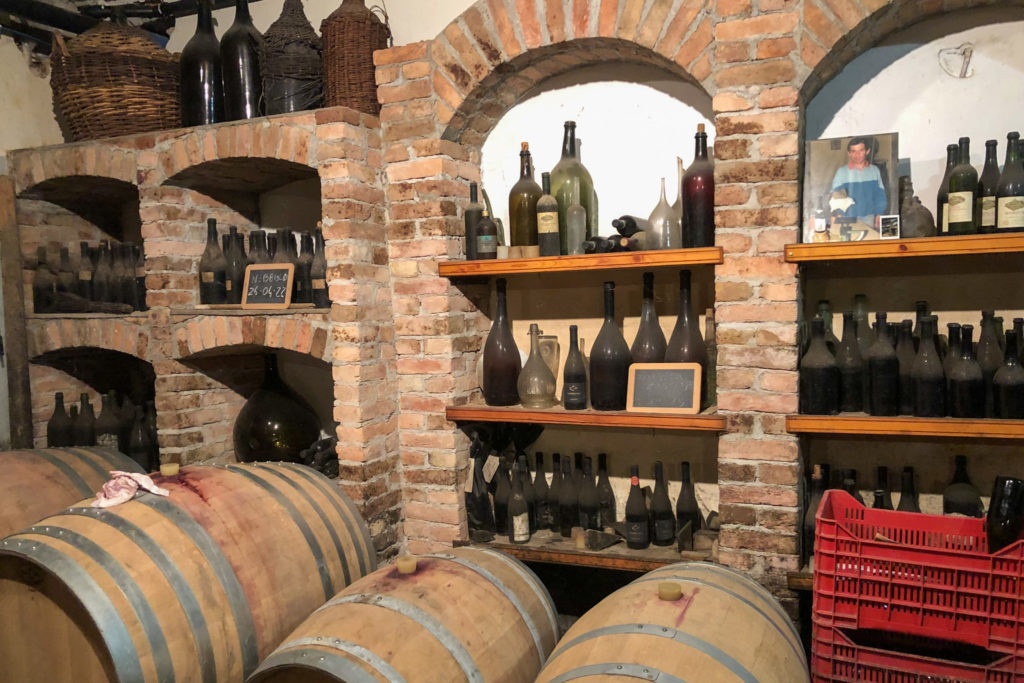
[321,0,391,115]
[50,22,180,142]
[261,0,323,115]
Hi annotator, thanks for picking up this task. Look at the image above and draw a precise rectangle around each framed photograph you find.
[879,215,900,239]
[802,133,899,243]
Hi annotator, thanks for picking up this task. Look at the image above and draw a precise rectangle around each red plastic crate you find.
[813,489,1024,655]
[812,619,1024,682]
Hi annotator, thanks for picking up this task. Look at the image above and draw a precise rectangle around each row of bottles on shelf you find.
[467,447,707,550]
[465,121,714,260]
[46,391,158,471]
[799,298,1024,419]
[936,132,1024,235]
[198,219,329,307]
[33,240,145,314]
[482,271,713,411]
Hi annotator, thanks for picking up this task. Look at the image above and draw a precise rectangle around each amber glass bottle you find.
[683,123,715,248]
[665,270,708,407]
[590,282,633,411]
[482,278,520,406]
[509,142,542,248]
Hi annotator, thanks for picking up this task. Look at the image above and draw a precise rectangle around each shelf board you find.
[169,307,330,317]
[786,414,1024,440]
[787,570,813,592]
[784,232,1024,263]
[456,530,709,572]
[446,402,726,431]
[438,247,724,278]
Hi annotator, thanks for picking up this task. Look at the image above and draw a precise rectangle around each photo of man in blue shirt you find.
[829,137,888,227]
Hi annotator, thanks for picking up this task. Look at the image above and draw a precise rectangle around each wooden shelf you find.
[787,414,1024,440]
[169,307,330,317]
[784,232,1024,263]
[458,530,709,572]
[446,402,726,431]
[787,570,813,592]
[438,247,724,278]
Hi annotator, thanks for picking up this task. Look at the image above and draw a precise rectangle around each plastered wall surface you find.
[0,37,63,167]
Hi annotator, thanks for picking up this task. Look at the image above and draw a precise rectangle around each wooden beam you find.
[0,176,32,447]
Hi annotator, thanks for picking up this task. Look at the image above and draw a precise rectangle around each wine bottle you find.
[220,0,262,121]
[573,452,584,486]
[32,247,55,314]
[676,460,701,537]
[912,315,945,417]
[651,461,675,546]
[481,278,520,406]
[625,465,650,550]
[109,245,126,304]
[536,172,560,257]
[75,241,93,301]
[683,123,715,248]
[995,329,1024,418]
[579,457,599,530]
[55,246,74,295]
[518,323,556,408]
[558,456,578,538]
[476,209,498,260]
[565,178,587,256]
[561,324,588,410]
[841,469,865,505]
[464,181,484,260]
[943,454,984,518]
[1016,318,1024,362]
[897,466,921,513]
[46,392,73,447]
[800,317,839,415]
[944,322,962,412]
[533,453,551,531]
[199,219,227,304]
[466,437,496,534]
[590,282,633,411]
[293,233,313,304]
[73,393,96,447]
[508,458,530,543]
[947,137,978,234]
[180,0,224,126]
[996,131,1024,232]
[548,453,563,531]
[875,466,894,510]
[517,454,536,533]
[224,226,245,304]
[551,121,598,251]
[596,452,615,527]
[648,177,681,250]
[493,459,511,535]
[872,490,892,510]
[612,215,651,238]
[977,310,1003,418]
[127,405,153,471]
[949,324,984,418]
[816,300,839,355]
[867,313,899,416]
[853,293,874,358]
[802,464,825,560]
[509,142,542,248]
[132,245,146,311]
[835,311,864,413]
[671,156,683,225]
[977,139,1000,232]
[895,320,915,415]
[631,272,667,363]
[665,270,709,408]
[311,228,329,308]
[937,143,958,235]
[95,393,120,450]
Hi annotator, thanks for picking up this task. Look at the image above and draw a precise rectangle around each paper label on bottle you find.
[482,454,500,482]
[201,271,214,283]
[464,471,475,493]
[96,433,118,449]
[563,382,587,406]
[948,191,974,223]
[477,234,497,255]
[79,271,92,281]
[941,202,949,234]
[313,279,326,288]
[981,196,997,227]
[511,513,530,542]
[225,280,233,291]
[997,196,1024,229]
[537,211,559,234]
[654,518,675,542]
[626,521,648,546]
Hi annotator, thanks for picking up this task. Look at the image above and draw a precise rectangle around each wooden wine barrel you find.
[0,462,376,683]
[0,446,145,539]
[248,546,560,683]
[536,562,809,683]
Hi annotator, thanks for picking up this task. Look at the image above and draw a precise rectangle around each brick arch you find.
[798,0,1024,101]
[9,145,138,195]
[429,0,715,145]
[28,318,150,361]
[172,316,331,364]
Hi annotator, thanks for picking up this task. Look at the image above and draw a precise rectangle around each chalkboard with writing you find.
[626,363,702,414]
[242,264,294,309]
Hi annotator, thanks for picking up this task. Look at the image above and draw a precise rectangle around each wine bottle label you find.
[511,512,530,542]
[79,271,92,281]
[225,280,233,291]
[482,454,500,482]
[948,191,973,223]
[464,472,475,493]
[981,197,997,227]
[201,271,214,283]
[941,202,949,234]
[563,382,586,404]
[537,211,559,234]
[654,518,675,541]
[998,197,1024,229]
[626,521,648,546]
[313,279,326,288]
[477,234,497,254]
[96,433,118,449]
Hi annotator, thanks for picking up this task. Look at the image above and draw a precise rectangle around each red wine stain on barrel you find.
[673,588,699,627]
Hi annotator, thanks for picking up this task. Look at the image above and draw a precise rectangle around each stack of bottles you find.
[802,456,987,560]
[33,240,146,314]
[467,447,706,551]
[465,121,715,260]
[481,270,713,412]
[198,218,329,308]
[799,297,1024,419]
[46,390,159,472]
[934,132,1024,235]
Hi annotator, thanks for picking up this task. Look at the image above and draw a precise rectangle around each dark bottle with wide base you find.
[683,123,715,248]
[199,219,227,305]
[867,314,899,416]
[631,272,667,363]
[221,0,263,121]
[493,460,511,536]
[897,466,921,513]
[651,461,675,546]
[558,457,579,538]
[562,325,587,409]
[481,278,520,406]
[181,0,224,126]
[596,452,615,527]
[579,457,599,531]
[800,317,839,415]
[949,324,984,418]
[676,461,701,537]
[46,392,73,447]
[943,454,984,518]
[836,311,864,412]
[995,329,1024,418]
[589,282,633,410]
[232,354,320,462]
[625,465,650,550]
[912,315,945,417]
[665,270,708,408]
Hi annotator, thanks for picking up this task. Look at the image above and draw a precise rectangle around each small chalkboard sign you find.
[242,264,294,309]
[626,363,702,414]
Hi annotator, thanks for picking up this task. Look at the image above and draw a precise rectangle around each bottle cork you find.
[396,556,418,574]
[658,582,683,601]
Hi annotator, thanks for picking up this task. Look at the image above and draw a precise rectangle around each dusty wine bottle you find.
[558,456,578,538]
[533,453,551,530]
[465,182,484,260]
[481,278,520,406]
[562,325,587,410]
[509,459,530,543]
[835,311,864,412]
[589,282,633,411]
[800,317,839,415]
[947,137,978,235]
[579,457,599,530]
[977,139,1000,232]
[536,172,560,256]
[631,272,667,363]
[493,459,511,535]
[683,123,715,248]
[476,209,498,260]
[625,465,650,550]
[651,461,675,546]
[509,142,542,248]
[596,452,615,526]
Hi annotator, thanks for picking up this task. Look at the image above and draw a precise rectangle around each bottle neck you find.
[603,284,615,322]
[985,142,998,167]
[55,394,64,409]
[678,271,694,321]
[961,327,974,360]
[561,125,576,159]
[495,281,509,324]
[901,470,916,495]
[694,132,708,160]
[469,182,479,203]
[681,461,691,483]
[599,453,607,473]
[535,453,544,469]
[569,325,578,350]
[947,325,961,354]
[953,457,970,484]
[197,0,214,31]
[235,0,251,21]
[207,222,218,245]
[1006,331,1019,364]
[946,146,958,169]
[1006,137,1019,166]
[542,173,551,195]
[641,275,655,316]
[958,139,970,165]
[520,151,533,179]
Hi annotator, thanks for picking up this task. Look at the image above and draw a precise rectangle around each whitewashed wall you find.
[0,37,63,168]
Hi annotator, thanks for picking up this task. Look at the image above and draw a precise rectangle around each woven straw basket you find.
[321,0,391,115]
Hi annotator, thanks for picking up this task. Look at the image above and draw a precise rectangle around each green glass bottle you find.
[937,143,958,236]
[536,172,560,256]
[947,137,978,235]
[508,142,542,248]
[996,133,1024,232]
[976,139,1000,233]
[550,121,597,252]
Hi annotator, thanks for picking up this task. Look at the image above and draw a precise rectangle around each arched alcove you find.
[19,175,142,242]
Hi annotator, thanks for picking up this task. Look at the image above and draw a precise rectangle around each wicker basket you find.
[321,0,391,115]
[50,22,180,142]
[261,0,323,114]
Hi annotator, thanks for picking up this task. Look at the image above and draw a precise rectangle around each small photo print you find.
[879,215,900,239]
